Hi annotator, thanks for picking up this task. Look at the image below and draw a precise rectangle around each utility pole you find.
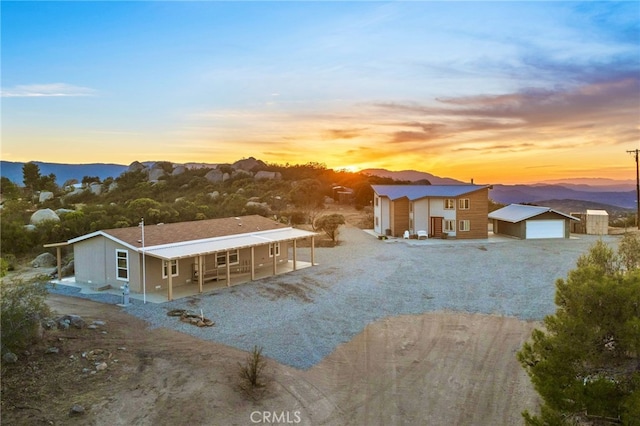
[627,149,640,229]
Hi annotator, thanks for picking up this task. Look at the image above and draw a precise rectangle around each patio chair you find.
[417,230,428,240]
[403,230,410,239]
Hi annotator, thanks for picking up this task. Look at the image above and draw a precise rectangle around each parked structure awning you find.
[140,227,317,260]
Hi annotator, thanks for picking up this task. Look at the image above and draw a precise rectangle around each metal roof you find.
[489,204,580,223]
[141,227,317,260]
[372,185,488,201]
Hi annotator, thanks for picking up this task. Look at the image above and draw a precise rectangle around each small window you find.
[216,250,239,267]
[459,220,471,232]
[116,249,129,281]
[375,216,379,226]
[375,196,379,206]
[458,198,470,210]
[269,242,281,257]
[162,259,178,278]
[444,199,455,209]
[444,220,456,232]
[409,202,413,213]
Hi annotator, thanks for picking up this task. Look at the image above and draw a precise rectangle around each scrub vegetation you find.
[518,234,640,425]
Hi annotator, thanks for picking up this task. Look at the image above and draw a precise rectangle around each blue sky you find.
[2,1,639,183]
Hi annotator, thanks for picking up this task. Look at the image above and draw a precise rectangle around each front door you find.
[431,217,443,238]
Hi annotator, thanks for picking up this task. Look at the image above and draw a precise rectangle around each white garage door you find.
[525,220,564,239]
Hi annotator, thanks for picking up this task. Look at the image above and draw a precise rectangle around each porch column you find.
[226,251,231,287]
[55,246,62,280]
[198,255,203,293]
[272,243,277,276]
[311,236,315,266]
[250,246,255,280]
[168,269,173,301]
[293,239,297,271]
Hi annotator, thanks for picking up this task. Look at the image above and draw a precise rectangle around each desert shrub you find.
[0,278,51,354]
[239,345,267,389]
[315,213,346,242]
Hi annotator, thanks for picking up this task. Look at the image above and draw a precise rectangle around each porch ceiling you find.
[140,227,317,261]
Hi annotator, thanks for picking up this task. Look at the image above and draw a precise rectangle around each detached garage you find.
[489,204,579,239]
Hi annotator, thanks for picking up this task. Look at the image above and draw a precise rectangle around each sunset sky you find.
[2,1,639,184]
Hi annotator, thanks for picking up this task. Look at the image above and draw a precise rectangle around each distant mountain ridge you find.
[361,168,466,185]
[1,161,635,210]
[361,168,635,210]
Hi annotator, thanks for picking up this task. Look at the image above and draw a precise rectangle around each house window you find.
[375,216,379,226]
[459,220,471,232]
[162,259,178,278]
[458,198,470,210]
[444,199,455,209]
[409,202,413,213]
[269,242,281,257]
[375,196,379,206]
[444,220,456,232]
[216,250,239,267]
[116,249,129,281]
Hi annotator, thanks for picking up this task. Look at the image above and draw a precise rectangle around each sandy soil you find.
[2,294,539,425]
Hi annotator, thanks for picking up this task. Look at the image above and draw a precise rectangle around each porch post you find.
[226,251,231,287]
[272,243,277,276]
[168,268,173,301]
[293,239,297,271]
[55,246,62,280]
[198,255,203,293]
[311,236,315,266]
[250,246,255,280]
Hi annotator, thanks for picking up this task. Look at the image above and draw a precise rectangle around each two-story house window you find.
[444,220,456,232]
[459,220,471,232]
[444,199,455,209]
[458,198,470,209]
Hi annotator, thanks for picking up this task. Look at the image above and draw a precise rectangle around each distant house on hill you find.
[372,185,491,239]
[489,204,579,239]
[58,215,317,301]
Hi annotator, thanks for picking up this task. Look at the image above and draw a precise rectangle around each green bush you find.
[0,278,51,354]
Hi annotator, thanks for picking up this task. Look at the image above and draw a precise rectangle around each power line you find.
[627,149,640,229]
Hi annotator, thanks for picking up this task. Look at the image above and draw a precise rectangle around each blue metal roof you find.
[371,184,488,201]
[488,204,580,223]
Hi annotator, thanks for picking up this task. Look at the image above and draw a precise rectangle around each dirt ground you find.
[1,294,540,426]
[2,206,543,425]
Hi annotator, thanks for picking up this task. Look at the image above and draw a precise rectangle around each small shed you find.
[570,210,609,235]
[489,204,580,239]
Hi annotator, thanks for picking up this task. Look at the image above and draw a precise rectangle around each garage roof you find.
[372,184,489,201]
[489,204,579,223]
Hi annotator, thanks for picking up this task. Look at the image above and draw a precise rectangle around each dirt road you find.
[2,294,539,425]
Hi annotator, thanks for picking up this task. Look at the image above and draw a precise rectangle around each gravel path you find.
[48,226,622,369]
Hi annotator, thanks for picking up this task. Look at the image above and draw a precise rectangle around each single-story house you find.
[489,204,579,239]
[61,215,317,301]
[371,185,491,239]
[570,210,609,235]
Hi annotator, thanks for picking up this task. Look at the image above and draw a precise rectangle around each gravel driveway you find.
[49,226,621,369]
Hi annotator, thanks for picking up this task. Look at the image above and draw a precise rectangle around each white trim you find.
[115,249,129,281]
[162,259,179,278]
[269,242,281,257]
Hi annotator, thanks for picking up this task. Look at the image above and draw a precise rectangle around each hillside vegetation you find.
[0,159,402,263]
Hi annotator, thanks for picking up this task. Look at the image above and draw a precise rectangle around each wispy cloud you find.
[1,83,96,98]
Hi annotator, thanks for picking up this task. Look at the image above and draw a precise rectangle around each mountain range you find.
[1,161,636,211]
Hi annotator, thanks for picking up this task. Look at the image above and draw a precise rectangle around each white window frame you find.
[458,198,470,210]
[216,250,239,267]
[444,199,455,210]
[459,220,471,232]
[162,259,179,278]
[115,249,129,281]
[444,220,456,232]
[269,242,281,257]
